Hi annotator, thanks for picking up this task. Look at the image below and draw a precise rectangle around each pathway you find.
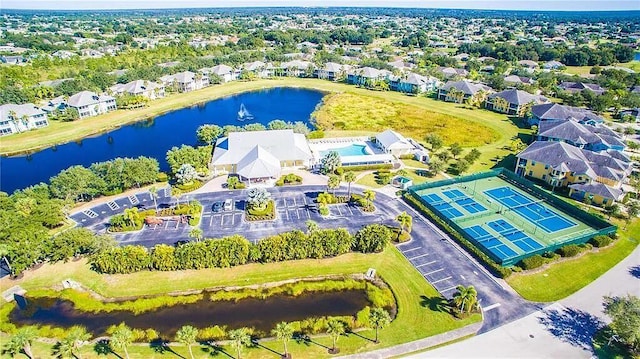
[412,242,640,358]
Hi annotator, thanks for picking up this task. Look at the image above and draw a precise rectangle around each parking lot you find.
[398,242,465,298]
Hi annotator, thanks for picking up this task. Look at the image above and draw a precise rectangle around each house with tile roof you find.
[242,61,273,78]
[537,120,626,152]
[436,66,469,79]
[390,72,440,94]
[315,62,351,81]
[515,141,633,205]
[109,80,165,99]
[160,71,209,93]
[0,103,49,136]
[67,91,117,119]
[558,82,606,95]
[485,89,549,117]
[437,80,493,104]
[503,75,535,86]
[528,103,604,126]
[347,67,392,87]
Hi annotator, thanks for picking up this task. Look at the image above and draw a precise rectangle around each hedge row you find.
[336,163,394,172]
[90,224,393,274]
[403,193,512,278]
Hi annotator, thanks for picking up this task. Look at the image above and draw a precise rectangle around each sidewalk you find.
[339,321,483,359]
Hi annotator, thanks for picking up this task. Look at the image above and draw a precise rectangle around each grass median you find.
[0,246,480,358]
[506,218,639,302]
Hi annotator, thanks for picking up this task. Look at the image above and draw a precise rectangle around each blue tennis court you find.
[442,189,487,214]
[420,193,464,219]
[487,219,544,253]
[463,225,518,261]
[484,187,576,232]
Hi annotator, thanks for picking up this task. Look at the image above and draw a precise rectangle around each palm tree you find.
[305,220,319,233]
[149,186,159,213]
[272,322,294,358]
[428,159,445,176]
[6,327,37,359]
[344,171,356,197]
[395,212,413,239]
[327,174,341,195]
[363,190,376,210]
[65,326,91,359]
[228,328,251,359]
[8,110,21,133]
[176,325,199,359]
[368,308,392,343]
[123,207,139,228]
[326,319,345,354]
[110,323,134,359]
[227,176,239,190]
[452,285,479,315]
[189,228,203,242]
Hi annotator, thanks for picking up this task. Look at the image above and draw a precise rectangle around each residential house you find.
[203,64,239,83]
[347,67,391,86]
[537,119,626,152]
[517,60,539,69]
[0,55,26,65]
[109,80,165,99]
[67,91,117,119]
[315,62,350,81]
[485,89,549,117]
[515,141,632,204]
[559,82,606,95]
[529,103,604,126]
[453,53,470,61]
[436,67,469,78]
[387,60,415,72]
[619,108,640,123]
[51,50,76,59]
[503,75,535,86]
[160,71,209,93]
[568,183,625,206]
[242,61,273,78]
[542,60,564,70]
[0,103,49,135]
[81,49,104,58]
[390,72,440,94]
[437,80,493,104]
[40,96,68,113]
[374,129,415,156]
[280,60,315,77]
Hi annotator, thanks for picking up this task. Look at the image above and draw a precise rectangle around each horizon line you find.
[3,6,640,12]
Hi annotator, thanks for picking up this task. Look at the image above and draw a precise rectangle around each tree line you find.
[90,224,393,274]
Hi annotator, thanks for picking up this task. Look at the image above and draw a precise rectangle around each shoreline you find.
[0,79,335,157]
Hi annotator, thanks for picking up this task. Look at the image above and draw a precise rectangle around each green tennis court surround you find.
[408,168,616,266]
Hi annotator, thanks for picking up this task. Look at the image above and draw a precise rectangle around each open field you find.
[564,66,594,76]
[313,92,499,147]
[506,217,639,302]
[0,246,480,358]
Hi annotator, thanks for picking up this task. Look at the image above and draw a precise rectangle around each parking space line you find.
[335,205,342,216]
[440,286,458,292]
[408,253,429,260]
[209,216,214,226]
[431,276,452,284]
[425,268,445,275]
[415,260,437,268]
[402,246,422,253]
[344,204,353,215]
[483,303,501,311]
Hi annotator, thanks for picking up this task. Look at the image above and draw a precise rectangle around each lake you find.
[11,289,370,337]
[0,87,325,194]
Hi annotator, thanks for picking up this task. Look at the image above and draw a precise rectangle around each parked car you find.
[223,199,234,211]
[212,201,223,213]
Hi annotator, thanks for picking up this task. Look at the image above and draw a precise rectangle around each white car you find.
[223,199,234,211]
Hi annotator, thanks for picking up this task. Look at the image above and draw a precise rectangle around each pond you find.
[10,289,370,337]
[1,87,325,194]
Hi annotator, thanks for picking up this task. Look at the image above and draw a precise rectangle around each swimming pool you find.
[320,144,371,157]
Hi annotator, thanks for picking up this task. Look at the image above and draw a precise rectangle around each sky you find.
[2,0,639,11]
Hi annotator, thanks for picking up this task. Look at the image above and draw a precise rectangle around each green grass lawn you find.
[401,158,430,169]
[564,66,594,76]
[0,246,479,358]
[506,218,639,302]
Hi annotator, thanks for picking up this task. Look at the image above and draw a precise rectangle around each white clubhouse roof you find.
[212,129,313,166]
[236,145,282,179]
[375,129,414,150]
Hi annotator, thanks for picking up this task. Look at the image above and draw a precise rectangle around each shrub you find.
[174,180,203,193]
[520,255,545,270]
[308,130,325,139]
[336,163,393,172]
[557,244,582,257]
[590,235,613,248]
[353,224,392,253]
[246,201,275,221]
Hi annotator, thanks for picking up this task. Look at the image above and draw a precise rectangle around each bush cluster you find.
[590,235,614,248]
[557,244,582,257]
[246,201,275,221]
[275,173,303,186]
[519,255,545,270]
[336,163,393,172]
[90,224,390,274]
[174,180,203,193]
